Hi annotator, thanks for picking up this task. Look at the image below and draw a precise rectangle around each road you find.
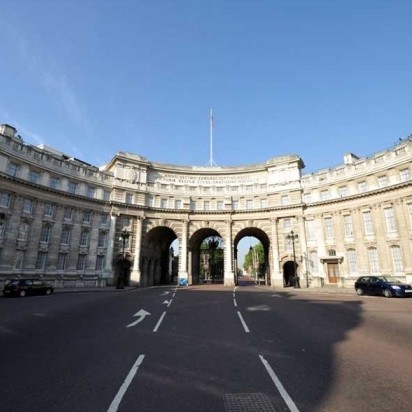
[1,280,412,412]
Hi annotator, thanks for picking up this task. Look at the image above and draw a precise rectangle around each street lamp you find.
[118,228,130,289]
[286,230,300,288]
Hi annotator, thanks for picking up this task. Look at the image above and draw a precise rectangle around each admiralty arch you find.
[1,123,412,289]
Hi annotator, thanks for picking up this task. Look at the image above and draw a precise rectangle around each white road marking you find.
[126,309,151,328]
[153,311,167,332]
[233,298,237,307]
[237,311,250,333]
[107,354,145,412]
[259,355,300,412]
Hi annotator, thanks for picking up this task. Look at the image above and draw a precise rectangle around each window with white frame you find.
[324,217,334,239]
[338,186,348,197]
[76,254,87,271]
[83,210,91,223]
[175,199,182,209]
[368,248,380,273]
[0,219,6,239]
[217,201,224,210]
[98,231,107,248]
[390,246,403,272]
[58,253,67,270]
[6,162,18,177]
[283,218,291,230]
[204,201,210,210]
[190,200,196,210]
[60,227,71,245]
[14,251,25,269]
[400,168,410,182]
[408,203,412,227]
[260,199,267,208]
[358,181,367,193]
[79,229,90,246]
[44,203,54,217]
[378,175,388,188]
[320,190,330,201]
[49,176,60,189]
[17,222,29,241]
[100,213,109,225]
[87,186,96,198]
[309,250,319,273]
[0,192,11,208]
[306,220,316,241]
[103,190,111,201]
[36,251,48,270]
[347,249,358,274]
[125,193,133,204]
[160,198,168,208]
[95,255,105,271]
[23,198,33,214]
[40,225,51,243]
[303,193,312,203]
[281,195,289,205]
[384,207,396,233]
[232,200,239,210]
[343,215,353,237]
[246,199,253,209]
[64,208,73,221]
[28,170,40,184]
[362,211,374,235]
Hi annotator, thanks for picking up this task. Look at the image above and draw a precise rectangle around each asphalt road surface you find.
[1,280,412,412]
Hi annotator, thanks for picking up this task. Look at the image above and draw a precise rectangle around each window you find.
[283,218,291,230]
[320,190,330,201]
[58,253,67,271]
[125,193,133,204]
[103,190,111,201]
[49,176,60,189]
[98,231,107,248]
[338,186,348,197]
[23,199,33,214]
[232,200,239,210]
[190,200,196,210]
[100,213,109,225]
[44,203,54,217]
[306,220,316,241]
[83,210,91,223]
[76,254,87,271]
[68,181,77,194]
[87,186,96,198]
[204,201,210,210]
[17,222,29,241]
[40,225,51,243]
[175,199,182,209]
[80,229,90,246]
[28,170,40,184]
[14,251,25,269]
[7,162,19,177]
[324,217,334,239]
[378,175,388,188]
[0,218,6,239]
[95,255,105,271]
[36,251,48,270]
[358,181,367,193]
[260,199,267,208]
[217,201,224,210]
[391,246,403,272]
[368,248,380,273]
[281,195,289,205]
[347,249,358,274]
[400,168,410,182]
[0,192,11,208]
[408,204,412,227]
[60,227,71,245]
[160,198,168,208]
[384,207,396,233]
[309,250,319,273]
[245,199,252,209]
[64,208,73,221]
[303,193,312,203]
[343,215,353,237]
[362,211,374,235]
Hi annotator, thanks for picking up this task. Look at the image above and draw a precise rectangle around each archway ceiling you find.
[189,228,221,249]
[233,227,270,249]
[145,226,177,250]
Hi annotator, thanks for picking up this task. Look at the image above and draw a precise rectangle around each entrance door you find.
[327,263,339,284]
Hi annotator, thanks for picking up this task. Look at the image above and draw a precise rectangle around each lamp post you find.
[118,228,130,289]
[207,237,220,283]
[286,230,300,288]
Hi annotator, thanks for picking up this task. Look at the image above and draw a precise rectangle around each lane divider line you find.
[153,311,167,332]
[107,354,145,412]
[259,355,300,412]
[237,311,250,333]
[233,298,238,307]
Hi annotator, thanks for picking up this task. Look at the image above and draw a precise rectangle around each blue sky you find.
[1,0,412,173]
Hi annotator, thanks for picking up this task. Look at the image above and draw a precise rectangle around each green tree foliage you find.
[243,242,265,277]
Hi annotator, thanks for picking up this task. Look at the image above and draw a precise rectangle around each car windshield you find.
[6,280,20,285]
[377,276,399,283]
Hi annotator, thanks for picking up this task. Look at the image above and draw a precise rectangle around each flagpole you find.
[209,108,216,166]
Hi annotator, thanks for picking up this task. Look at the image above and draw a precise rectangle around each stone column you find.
[178,219,189,284]
[104,214,116,284]
[270,217,282,287]
[224,219,235,286]
[130,216,144,286]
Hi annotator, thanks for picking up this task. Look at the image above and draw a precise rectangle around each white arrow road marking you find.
[162,300,172,307]
[160,291,170,296]
[126,309,151,328]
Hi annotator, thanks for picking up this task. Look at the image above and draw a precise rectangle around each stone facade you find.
[1,123,411,289]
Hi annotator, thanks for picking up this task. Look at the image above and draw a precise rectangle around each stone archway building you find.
[1,123,412,289]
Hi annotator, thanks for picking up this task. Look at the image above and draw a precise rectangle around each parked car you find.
[3,279,54,297]
[354,275,412,298]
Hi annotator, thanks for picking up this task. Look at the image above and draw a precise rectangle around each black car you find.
[354,275,412,298]
[3,279,54,297]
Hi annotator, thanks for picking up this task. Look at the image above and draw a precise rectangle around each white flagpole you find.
[209,108,216,166]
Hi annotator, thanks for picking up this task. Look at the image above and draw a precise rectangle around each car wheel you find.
[19,290,26,297]
[356,288,364,296]
[383,289,393,298]
[45,288,52,295]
